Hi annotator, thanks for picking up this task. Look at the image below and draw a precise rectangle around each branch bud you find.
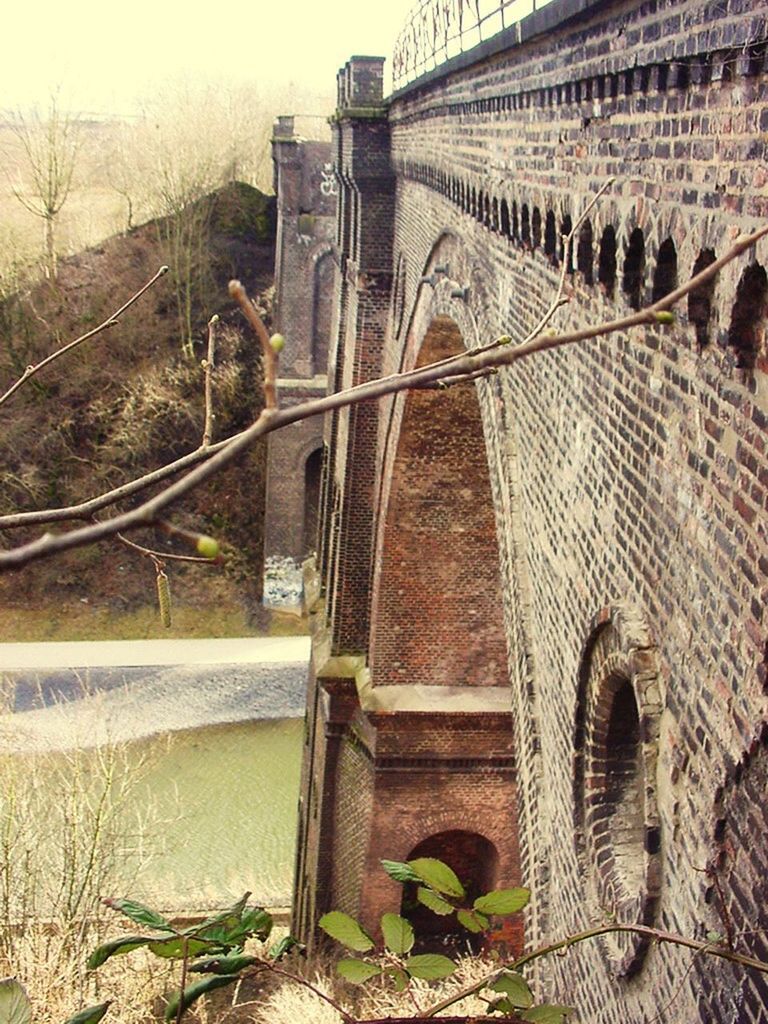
[269,333,286,354]
[196,535,220,559]
[654,311,676,325]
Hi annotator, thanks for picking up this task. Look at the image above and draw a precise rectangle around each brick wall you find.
[293,3,768,1018]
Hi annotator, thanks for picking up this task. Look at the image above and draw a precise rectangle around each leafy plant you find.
[318,857,571,1021]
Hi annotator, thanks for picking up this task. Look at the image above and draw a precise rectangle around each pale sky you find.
[2,0,417,116]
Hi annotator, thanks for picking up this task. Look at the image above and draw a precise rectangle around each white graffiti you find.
[320,163,339,197]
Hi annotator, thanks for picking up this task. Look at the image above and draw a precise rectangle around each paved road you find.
[0,635,310,668]
[0,636,312,752]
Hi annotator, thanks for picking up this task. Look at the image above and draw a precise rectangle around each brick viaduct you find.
[284,0,768,1018]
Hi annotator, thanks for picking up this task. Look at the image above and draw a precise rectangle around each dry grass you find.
[246,953,498,1024]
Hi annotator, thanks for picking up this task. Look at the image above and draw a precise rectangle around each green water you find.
[0,714,303,917]
[129,717,303,912]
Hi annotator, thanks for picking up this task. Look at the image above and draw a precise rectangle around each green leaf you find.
[183,893,250,937]
[381,913,414,955]
[87,935,155,970]
[474,888,530,916]
[457,908,489,933]
[336,959,382,984]
[62,1003,112,1024]
[103,898,173,933]
[416,886,455,915]
[269,935,304,961]
[380,859,423,884]
[489,970,533,1008]
[520,1005,574,1024]
[404,953,456,980]
[407,858,465,898]
[0,978,31,1024]
[188,954,257,975]
[148,936,216,960]
[488,996,517,1015]
[191,905,272,947]
[384,966,409,992]
[163,976,239,1022]
[318,911,375,952]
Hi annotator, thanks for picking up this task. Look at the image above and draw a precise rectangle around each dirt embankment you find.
[0,182,278,640]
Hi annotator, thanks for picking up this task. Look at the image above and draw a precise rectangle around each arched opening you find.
[483,193,491,227]
[623,227,646,310]
[303,447,324,554]
[500,199,510,238]
[491,196,499,232]
[476,190,485,224]
[521,204,531,248]
[560,214,574,272]
[652,238,678,303]
[532,207,542,250]
[728,263,768,369]
[577,220,594,284]
[598,225,617,297]
[401,831,500,953]
[688,248,717,347]
[470,187,477,218]
[312,251,335,374]
[544,211,557,263]
[511,201,519,241]
[370,317,507,689]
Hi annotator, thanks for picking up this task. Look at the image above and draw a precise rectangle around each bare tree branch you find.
[1,222,765,571]
[0,265,169,408]
[201,314,218,446]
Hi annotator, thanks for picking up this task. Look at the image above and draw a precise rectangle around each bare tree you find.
[6,93,84,279]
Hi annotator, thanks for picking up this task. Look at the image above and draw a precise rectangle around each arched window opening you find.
[578,220,594,284]
[401,831,500,953]
[521,204,531,248]
[652,238,678,303]
[303,447,324,554]
[500,199,511,239]
[598,226,617,297]
[544,211,557,263]
[728,263,768,369]
[311,251,335,374]
[598,676,645,894]
[532,207,542,250]
[688,249,717,347]
[491,196,499,232]
[483,193,491,227]
[511,201,519,241]
[560,214,574,273]
[623,228,646,310]
[470,187,477,218]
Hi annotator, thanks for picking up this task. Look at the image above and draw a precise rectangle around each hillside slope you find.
[0,182,277,640]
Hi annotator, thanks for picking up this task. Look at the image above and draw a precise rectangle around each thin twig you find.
[202,314,218,446]
[0,265,169,409]
[115,532,214,564]
[0,222,765,571]
[259,961,356,1024]
[228,280,278,410]
[421,922,768,1017]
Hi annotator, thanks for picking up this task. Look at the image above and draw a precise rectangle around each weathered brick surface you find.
[264,126,335,561]
[291,4,768,1019]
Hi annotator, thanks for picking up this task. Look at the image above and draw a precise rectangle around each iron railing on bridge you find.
[392,0,556,91]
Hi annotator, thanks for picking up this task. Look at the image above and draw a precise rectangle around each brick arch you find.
[369,314,508,689]
[573,604,662,978]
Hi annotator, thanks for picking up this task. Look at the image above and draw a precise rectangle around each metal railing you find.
[392,0,556,90]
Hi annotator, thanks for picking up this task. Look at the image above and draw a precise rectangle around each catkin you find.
[156,570,172,628]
